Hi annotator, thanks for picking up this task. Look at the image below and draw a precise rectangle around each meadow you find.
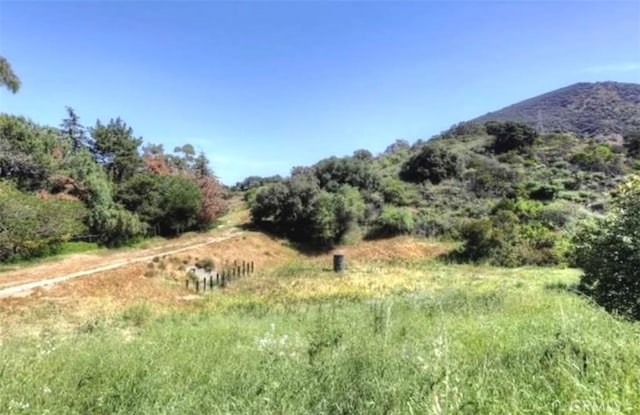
[1,239,639,414]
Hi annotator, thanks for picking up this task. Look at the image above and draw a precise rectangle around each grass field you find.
[1,236,639,414]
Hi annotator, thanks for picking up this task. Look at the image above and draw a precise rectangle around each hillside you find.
[473,81,640,136]
[245,82,640,268]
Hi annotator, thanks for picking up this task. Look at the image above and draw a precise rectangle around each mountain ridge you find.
[471,81,640,137]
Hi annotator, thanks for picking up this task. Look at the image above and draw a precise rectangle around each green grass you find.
[0,241,100,273]
[1,259,639,414]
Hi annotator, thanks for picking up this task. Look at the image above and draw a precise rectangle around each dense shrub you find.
[573,177,640,319]
[311,186,365,246]
[485,121,538,154]
[465,157,521,198]
[570,144,624,175]
[0,181,87,261]
[381,178,414,206]
[455,200,567,267]
[314,156,381,192]
[368,206,415,238]
[400,146,459,184]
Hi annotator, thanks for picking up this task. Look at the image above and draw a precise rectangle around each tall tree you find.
[90,117,143,184]
[0,56,21,93]
[59,107,88,152]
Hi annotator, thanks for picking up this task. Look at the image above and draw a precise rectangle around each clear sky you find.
[1,1,639,185]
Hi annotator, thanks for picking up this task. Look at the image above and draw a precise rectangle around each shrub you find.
[573,177,640,319]
[454,202,567,267]
[0,181,88,262]
[465,157,520,198]
[455,212,519,267]
[570,144,624,175]
[381,178,413,206]
[400,146,459,184]
[368,206,415,238]
[485,121,538,154]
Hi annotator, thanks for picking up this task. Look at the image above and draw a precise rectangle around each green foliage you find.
[400,145,459,184]
[0,181,87,261]
[90,118,143,184]
[116,173,164,229]
[0,114,61,191]
[314,156,381,192]
[380,178,414,206]
[157,175,204,235]
[368,206,415,238]
[485,121,538,154]
[526,182,559,201]
[0,55,20,93]
[570,143,624,174]
[465,156,520,198]
[59,107,88,152]
[7,260,640,413]
[251,175,364,247]
[455,199,567,267]
[573,177,640,319]
[311,186,365,246]
[89,205,146,247]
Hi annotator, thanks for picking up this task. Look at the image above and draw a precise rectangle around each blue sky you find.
[1,1,639,185]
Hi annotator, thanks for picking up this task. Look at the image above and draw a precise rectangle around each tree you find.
[311,185,365,246]
[314,156,380,192]
[0,56,20,93]
[0,114,61,190]
[368,206,415,238]
[115,173,163,231]
[400,145,459,184]
[157,175,203,235]
[90,118,143,184]
[59,107,88,152]
[573,177,640,319]
[485,121,538,153]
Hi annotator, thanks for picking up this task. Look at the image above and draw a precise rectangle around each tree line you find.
[0,108,227,262]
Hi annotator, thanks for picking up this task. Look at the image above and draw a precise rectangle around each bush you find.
[381,178,414,206]
[465,157,520,198]
[573,177,640,319]
[455,212,519,267]
[311,186,365,247]
[400,146,459,184]
[0,181,88,262]
[454,201,567,267]
[368,206,415,238]
[485,121,538,154]
[570,144,624,175]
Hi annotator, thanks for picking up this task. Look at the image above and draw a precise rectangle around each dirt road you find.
[0,229,243,298]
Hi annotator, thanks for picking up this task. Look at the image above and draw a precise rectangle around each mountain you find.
[472,81,640,137]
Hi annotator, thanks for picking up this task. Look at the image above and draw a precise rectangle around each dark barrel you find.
[333,254,345,272]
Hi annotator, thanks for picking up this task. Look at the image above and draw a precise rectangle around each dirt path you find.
[0,229,243,298]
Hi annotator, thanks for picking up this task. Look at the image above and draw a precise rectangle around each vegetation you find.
[0,55,20,93]
[474,81,640,136]
[573,176,640,319]
[248,117,633,264]
[0,111,228,260]
[2,250,640,413]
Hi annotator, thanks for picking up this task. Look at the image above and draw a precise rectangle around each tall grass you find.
[1,261,639,414]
